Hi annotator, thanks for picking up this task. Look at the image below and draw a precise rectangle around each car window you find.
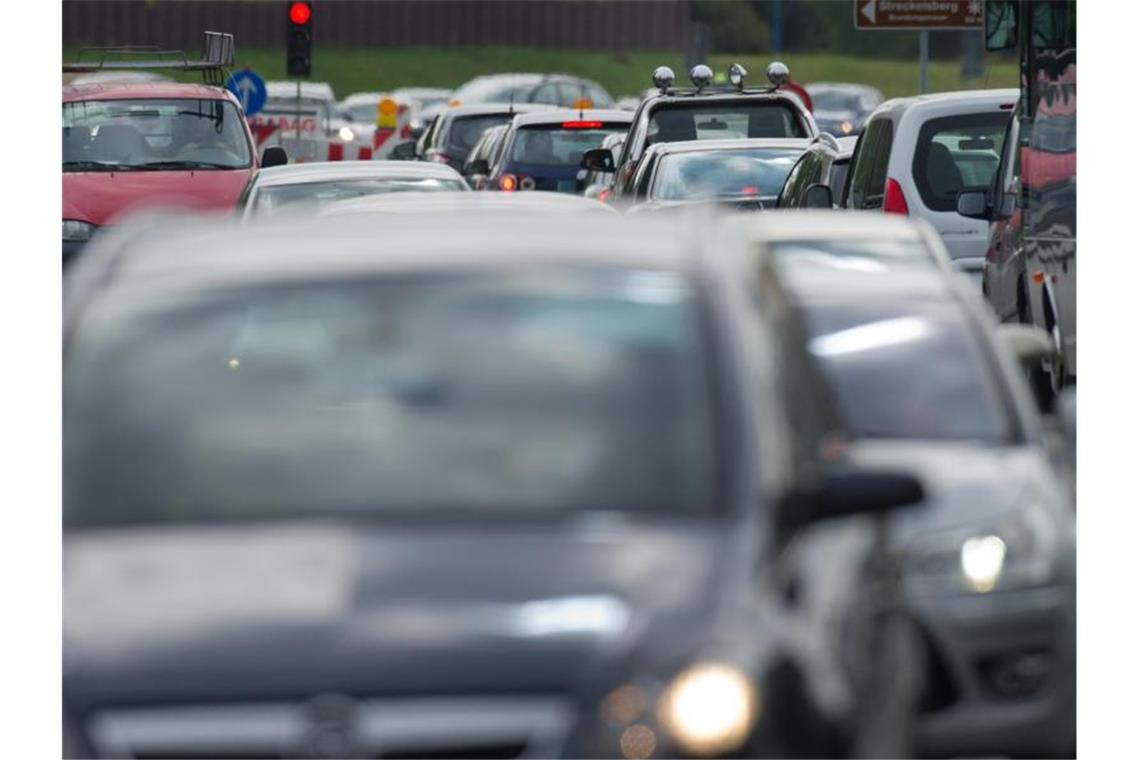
[65,270,718,526]
[62,99,252,170]
[652,148,803,201]
[845,118,892,209]
[507,123,629,167]
[912,112,1008,212]
[532,83,561,105]
[445,114,513,155]
[811,91,864,112]
[251,177,467,216]
[779,149,820,207]
[647,102,806,146]
[827,157,850,194]
[795,298,1013,443]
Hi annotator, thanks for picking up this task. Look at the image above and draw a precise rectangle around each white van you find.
[840,89,1018,283]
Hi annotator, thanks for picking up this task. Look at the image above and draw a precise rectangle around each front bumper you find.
[910,582,1076,757]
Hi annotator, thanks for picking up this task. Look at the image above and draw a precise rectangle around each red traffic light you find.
[289,2,311,25]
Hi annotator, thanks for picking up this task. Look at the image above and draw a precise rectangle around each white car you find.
[841,89,1018,283]
[240,160,469,220]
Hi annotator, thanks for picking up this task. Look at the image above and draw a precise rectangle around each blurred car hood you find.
[844,439,1050,542]
[63,168,253,226]
[64,517,726,708]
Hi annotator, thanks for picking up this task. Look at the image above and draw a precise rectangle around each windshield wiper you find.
[135,160,238,170]
[62,160,134,172]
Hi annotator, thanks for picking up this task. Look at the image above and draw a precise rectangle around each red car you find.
[63,80,275,259]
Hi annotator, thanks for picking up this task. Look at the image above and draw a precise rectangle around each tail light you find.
[884,178,909,215]
[597,188,611,203]
[561,120,604,129]
[499,173,518,192]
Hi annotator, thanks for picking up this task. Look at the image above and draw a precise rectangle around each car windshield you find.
[508,123,629,167]
[65,270,717,526]
[344,103,378,123]
[810,91,864,112]
[647,102,806,144]
[452,78,538,104]
[652,148,803,200]
[62,98,252,170]
[798,299,1012,443]
[252,177,468,216]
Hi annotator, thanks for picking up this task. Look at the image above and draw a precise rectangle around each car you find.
[578,131,626,198]
[734,211,1076,759]
[776,134,858,209]
[239,160,469,220]
[401,103,554,171]
[460,123,509,190]
[61,32,275,262]
[336,91,400,137]
[616,138,810,211]
[315,190,619,218]
[68,70,173,85]
[585,63,819,200]
[483,109,633,193]
[804,82,884,137]
[64,210,927,759]
[840,89,1019,284]
[450,73,614,109]
[254,81,366,155]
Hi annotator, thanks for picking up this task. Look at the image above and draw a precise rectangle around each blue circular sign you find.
[225,69,267,118]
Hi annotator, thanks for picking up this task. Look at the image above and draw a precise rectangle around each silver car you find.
[736,211,1076,759]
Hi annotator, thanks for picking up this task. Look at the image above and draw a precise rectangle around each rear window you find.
[252,177,467,216]
[445,114,513,154]
[912,112,1009,212]
[652,148,803,201]
[508,122,629,167]
[647,102,807,145]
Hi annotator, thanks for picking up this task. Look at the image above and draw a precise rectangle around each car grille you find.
[87,696,572,759]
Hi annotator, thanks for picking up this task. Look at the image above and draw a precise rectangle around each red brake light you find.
[499,173,517,192]
[597,188,611,203]
[740,185,759,196]
[289,2,311,25]
[884,178,909,215]
[561,121,604,129]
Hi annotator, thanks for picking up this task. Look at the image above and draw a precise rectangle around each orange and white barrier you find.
[251,97,413,164]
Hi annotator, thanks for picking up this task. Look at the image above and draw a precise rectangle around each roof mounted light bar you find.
[649,61,792,97]
[64,31,235,86]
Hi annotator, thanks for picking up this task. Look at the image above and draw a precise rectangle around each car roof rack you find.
[63,31,234,87]
[657,85,781,98]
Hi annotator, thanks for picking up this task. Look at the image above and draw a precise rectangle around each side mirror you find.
[390,140,417,160]
[466,158,489,176]
[581,148,615,173]
[956,190,990,220]
[260,146,288,169]
[996,323,1057,366]
[803,183,833,209]
[777,467,925,532]
[410,125,426,141]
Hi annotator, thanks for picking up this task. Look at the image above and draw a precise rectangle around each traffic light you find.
[286,1,312,77]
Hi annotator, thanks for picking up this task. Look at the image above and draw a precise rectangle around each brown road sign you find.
[854,0,983,30]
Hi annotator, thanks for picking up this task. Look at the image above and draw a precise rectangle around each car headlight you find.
[62,219,96,242]
[907,507,1057,593]
[839,120,854,134]
[657,662,759,756]
[338,126,355,142]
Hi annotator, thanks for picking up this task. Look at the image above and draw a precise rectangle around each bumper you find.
[910,583,1076,757]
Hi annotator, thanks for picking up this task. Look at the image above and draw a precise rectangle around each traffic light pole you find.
[919,30,929,93]
[296,80,301,140]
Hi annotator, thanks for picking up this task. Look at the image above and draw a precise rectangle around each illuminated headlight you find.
[338,126,356,142]
[657,662,759,756]
[840,120,854,134]
[961,535,1007,592]
[62,219,96,242]
[908,507,1058,593]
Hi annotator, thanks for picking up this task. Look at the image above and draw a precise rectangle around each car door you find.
[843,117,892,210]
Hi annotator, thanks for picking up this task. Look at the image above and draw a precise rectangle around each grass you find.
[64,46,1018,101]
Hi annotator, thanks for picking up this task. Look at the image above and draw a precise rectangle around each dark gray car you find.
[64,212,926,759]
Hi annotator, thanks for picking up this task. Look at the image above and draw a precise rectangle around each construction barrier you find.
[250,98,413,163]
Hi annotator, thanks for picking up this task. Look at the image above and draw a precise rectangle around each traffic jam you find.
[61,2,1077,759]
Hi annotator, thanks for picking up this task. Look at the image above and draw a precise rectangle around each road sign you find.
[854,0,983,30]
[225,69,267,117]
